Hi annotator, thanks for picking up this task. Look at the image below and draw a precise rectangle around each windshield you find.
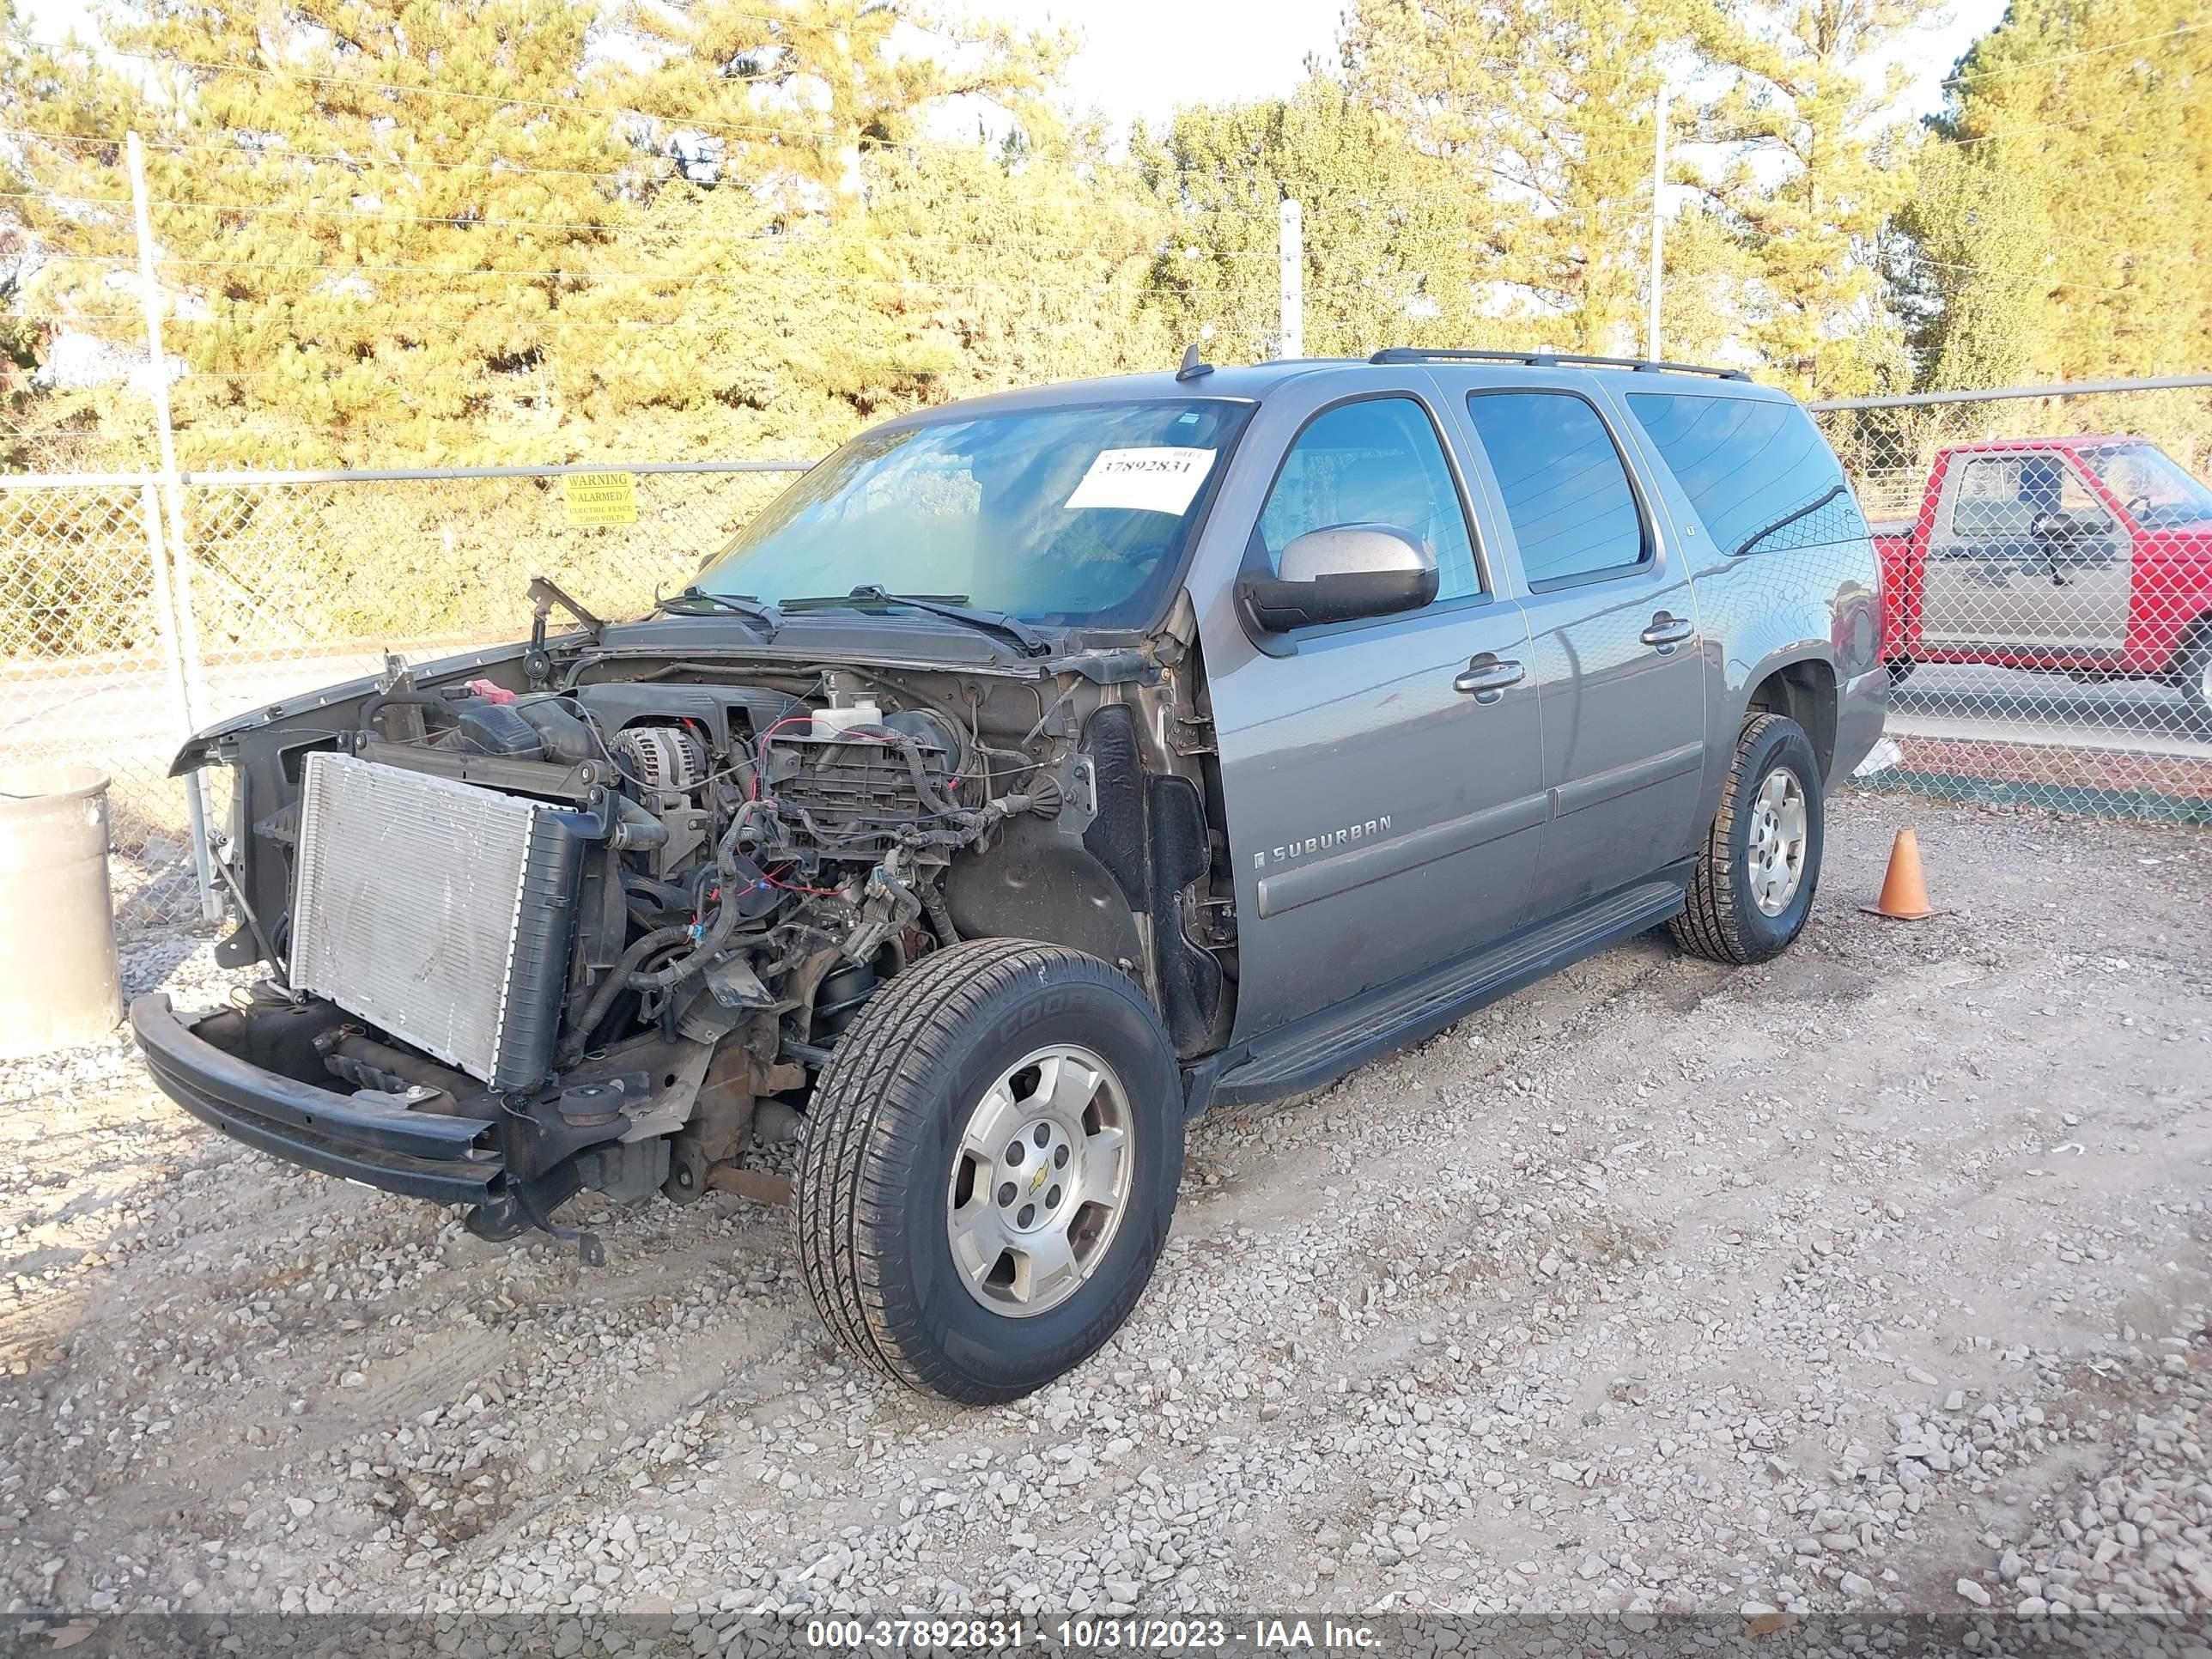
[2079,441,2212,529]
[694,398,1255,630]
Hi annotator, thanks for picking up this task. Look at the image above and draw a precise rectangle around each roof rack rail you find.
[1367,347,1751,382]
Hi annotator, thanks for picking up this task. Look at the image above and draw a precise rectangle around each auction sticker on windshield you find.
[1064,447,1216,515]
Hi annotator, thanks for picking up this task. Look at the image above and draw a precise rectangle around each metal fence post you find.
[139,480,216,915]
[127,131,219,921]
[1648,81,1670,362]
[1277,199,1304,361]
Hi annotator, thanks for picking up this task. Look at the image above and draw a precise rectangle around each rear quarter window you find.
[1626,393,1869,556]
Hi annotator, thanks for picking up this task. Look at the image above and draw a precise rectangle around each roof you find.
[873,362,1328,429]
[878,352,1782,432]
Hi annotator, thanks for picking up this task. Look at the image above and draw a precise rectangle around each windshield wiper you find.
[653,586,782,638]
[781,585,1052,658]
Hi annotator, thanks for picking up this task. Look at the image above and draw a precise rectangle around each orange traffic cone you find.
[1862,828,1935,921]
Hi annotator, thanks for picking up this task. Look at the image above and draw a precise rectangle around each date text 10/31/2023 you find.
[802,1619,1385,1652]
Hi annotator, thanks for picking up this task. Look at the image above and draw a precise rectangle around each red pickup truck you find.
[1875,435,2212,719]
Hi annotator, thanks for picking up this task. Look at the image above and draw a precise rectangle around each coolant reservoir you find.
[811,699,884,740]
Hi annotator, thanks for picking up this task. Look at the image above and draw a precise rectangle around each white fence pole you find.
[1278,198,1304,361]
[127,131,219,921]
[1647,82,1670,362]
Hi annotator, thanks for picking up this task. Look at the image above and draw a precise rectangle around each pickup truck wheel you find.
[2181,631,2212,725]
[1672,714,1824,965]
[1885,659,1916,688]
[793,939,1182,1405]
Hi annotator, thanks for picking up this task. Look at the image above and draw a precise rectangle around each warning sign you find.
[562,471,638,527]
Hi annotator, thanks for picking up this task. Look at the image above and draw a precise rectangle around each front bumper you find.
[130,993,506,1205]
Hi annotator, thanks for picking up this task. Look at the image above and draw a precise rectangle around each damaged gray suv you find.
[132,348,1887,1403]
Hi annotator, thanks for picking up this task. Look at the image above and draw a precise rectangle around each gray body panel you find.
[1591,374,1887,822]
[1431,368,1713,908]
[1185,361,1884,1049]
[1186,368,1546,1033]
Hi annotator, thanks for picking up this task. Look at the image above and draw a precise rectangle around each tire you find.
[2180,629,2212,727]
[793,938,1183,1405]
[1672,714,1825,966]
[1885,658,1916,688]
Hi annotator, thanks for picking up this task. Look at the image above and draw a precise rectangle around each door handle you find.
[1453,656,1526,702]
[1640,613,1695,652]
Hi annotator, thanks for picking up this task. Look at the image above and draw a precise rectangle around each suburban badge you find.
[1255,817,1393,870]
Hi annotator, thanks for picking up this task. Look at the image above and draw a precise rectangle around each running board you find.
[1206,878,1686,1109]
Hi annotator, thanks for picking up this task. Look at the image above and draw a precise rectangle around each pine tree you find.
[1906,0,2212,385]
[1339,0,1706,354]
[0,0,1115,465]
[1694,0,1943,396]
[1134,78,1486,363]
[618,0,1075,217]
[1889,138,2049,390]
[4,0,650,465]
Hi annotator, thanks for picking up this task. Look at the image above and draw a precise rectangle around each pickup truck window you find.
[1626,392,1867,557]
[1462,391,1644,586]
[1946,454,2115,547]
[1255,396,1481,605]
[2077,441,2212,530]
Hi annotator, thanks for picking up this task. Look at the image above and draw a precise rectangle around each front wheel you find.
[793,939,1183,1404]
[1672,714,1825,965]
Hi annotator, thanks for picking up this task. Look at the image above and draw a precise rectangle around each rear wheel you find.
[793,939,1182,1404]
[1673,714,1825,965]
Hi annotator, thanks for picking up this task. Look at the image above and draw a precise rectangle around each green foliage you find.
[1135,78,1488,362]
[1901,0,2212,389]
[1340,0,1698,354]
[1693,0,1942,396]
[0,0,1125,469]
[1890,138,2048,391]
[0,0,2199,480]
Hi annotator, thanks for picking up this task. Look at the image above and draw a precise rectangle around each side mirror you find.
[1236,524,1440,633]
[2032,508,2093,543]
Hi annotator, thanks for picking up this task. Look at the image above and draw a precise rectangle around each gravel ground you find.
[3,794,2209,1633]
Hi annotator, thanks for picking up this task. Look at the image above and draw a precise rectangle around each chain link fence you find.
[0,461,805,929]
[1811,376,2212,823]
[4,372,2210,939]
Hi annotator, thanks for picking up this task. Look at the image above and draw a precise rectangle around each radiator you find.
[289,752,584,1091]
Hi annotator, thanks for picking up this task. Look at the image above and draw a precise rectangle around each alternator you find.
[611,725,709,794]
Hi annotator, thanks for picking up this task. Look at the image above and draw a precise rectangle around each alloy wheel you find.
[945,1044,1134,1317]
[1747,766,1809,917]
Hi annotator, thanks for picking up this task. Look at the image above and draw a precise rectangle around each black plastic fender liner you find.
[943,815,1145,972]
[1147,774,1223,1058]
[1080,705,1151,914]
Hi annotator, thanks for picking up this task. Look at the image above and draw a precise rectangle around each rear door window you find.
[1626,392,1868,556]
[1461,392,1646,586]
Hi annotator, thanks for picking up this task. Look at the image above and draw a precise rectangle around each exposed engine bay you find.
[173,634,1235,1255]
